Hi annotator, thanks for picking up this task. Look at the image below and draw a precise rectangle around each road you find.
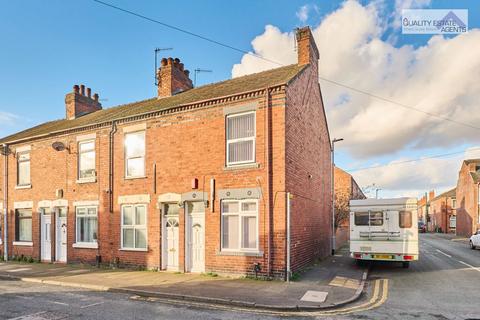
[351,233,480,320]
[0,233,478,320]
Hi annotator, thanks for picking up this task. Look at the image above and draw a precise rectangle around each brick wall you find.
[456,162,479,237]
[285,58,332,272]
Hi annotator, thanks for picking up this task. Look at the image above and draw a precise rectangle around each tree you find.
[334,192,350,231]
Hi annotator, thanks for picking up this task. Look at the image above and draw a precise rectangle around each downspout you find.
[109,121,117,213]
[3,144,8,261]
[265,87,272,278]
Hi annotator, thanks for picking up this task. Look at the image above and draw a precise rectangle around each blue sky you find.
[0,0,478,198]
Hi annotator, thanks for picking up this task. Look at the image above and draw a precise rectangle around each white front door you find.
[166,217,179,270]
[40,209,52,262]
[55,207,67,263]
[186,202,205,273]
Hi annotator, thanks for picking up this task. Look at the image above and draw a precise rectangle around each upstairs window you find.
[78,141,96,180]
[226,112,255,166]
[125,131,145,178]
[17,152,30,186]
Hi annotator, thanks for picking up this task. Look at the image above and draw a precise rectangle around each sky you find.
[0,0,478,199]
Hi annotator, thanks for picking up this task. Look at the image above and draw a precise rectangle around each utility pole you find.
[331,138,343,255]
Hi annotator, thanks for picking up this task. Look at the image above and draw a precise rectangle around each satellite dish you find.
[52,141,66,151]
[0,146,11,156]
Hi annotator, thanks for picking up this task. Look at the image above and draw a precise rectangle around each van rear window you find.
[354,212,383,226]
[399,211,412,228]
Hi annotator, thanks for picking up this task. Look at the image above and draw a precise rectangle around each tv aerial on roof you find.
[154,47,173,86]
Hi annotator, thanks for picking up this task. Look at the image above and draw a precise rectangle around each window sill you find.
[216,250,263,257]
[124,176,147,180]
[13,241,33,247]
[76,177,97,184]
[73,242,98,249]
[224,163,260,171]
[15,184,32,190]
[119,248,148,252]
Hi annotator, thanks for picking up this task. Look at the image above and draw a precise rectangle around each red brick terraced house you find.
[428,188,456,234]
[333,167,365,249]
[0,27,332,279]
[456,159,480,237]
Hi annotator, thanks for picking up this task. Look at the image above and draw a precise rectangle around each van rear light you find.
[354,253,361,259]
[404,255,414,260]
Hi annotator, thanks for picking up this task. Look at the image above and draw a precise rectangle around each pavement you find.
[0,246,367,312]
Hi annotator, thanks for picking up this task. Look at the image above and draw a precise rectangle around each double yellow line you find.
[318,278,389,316]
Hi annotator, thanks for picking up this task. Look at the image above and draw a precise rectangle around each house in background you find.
[428,188,456,233]
[334,167,366,249]
[0,26,332,279]
[456,159,480,237]
[417,190,435,224]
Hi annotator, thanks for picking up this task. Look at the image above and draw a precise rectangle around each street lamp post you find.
[331,138,343,255]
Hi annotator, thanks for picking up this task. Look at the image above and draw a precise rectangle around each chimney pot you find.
[157,59,193,99]
[65,85,102,120]
[295,26,319,67]
[184,70,190,77]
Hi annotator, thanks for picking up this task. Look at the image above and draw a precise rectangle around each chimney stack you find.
[296,26,319,68]
[156,57,193,99]
[65,84,102,120]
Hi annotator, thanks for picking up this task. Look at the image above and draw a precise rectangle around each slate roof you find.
[430,187,456,202]
[0,64,306,144]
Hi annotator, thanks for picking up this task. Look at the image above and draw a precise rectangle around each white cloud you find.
[296,5,309,23]
[392,0,432,29]
[232,0,480,159]
[351,146,480,199]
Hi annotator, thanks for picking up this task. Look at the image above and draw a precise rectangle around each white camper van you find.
[349,197,419,268]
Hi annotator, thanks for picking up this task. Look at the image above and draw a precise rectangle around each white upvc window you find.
[124,131,146,178]
[17,152,30,186]
[15,209,32,242]
[221,199,258,251]
[78,140,96,180]
[226,112,255,166]
[76,206,98,244]
[121,204,147,250]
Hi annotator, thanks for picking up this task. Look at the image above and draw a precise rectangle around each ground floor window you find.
[221,199,258,251]
[15,209,32,242]
[76,206,98,243]
[121,204,147,250]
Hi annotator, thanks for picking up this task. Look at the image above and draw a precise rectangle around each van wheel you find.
[470,241,476,250]
[402,262,410,268]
